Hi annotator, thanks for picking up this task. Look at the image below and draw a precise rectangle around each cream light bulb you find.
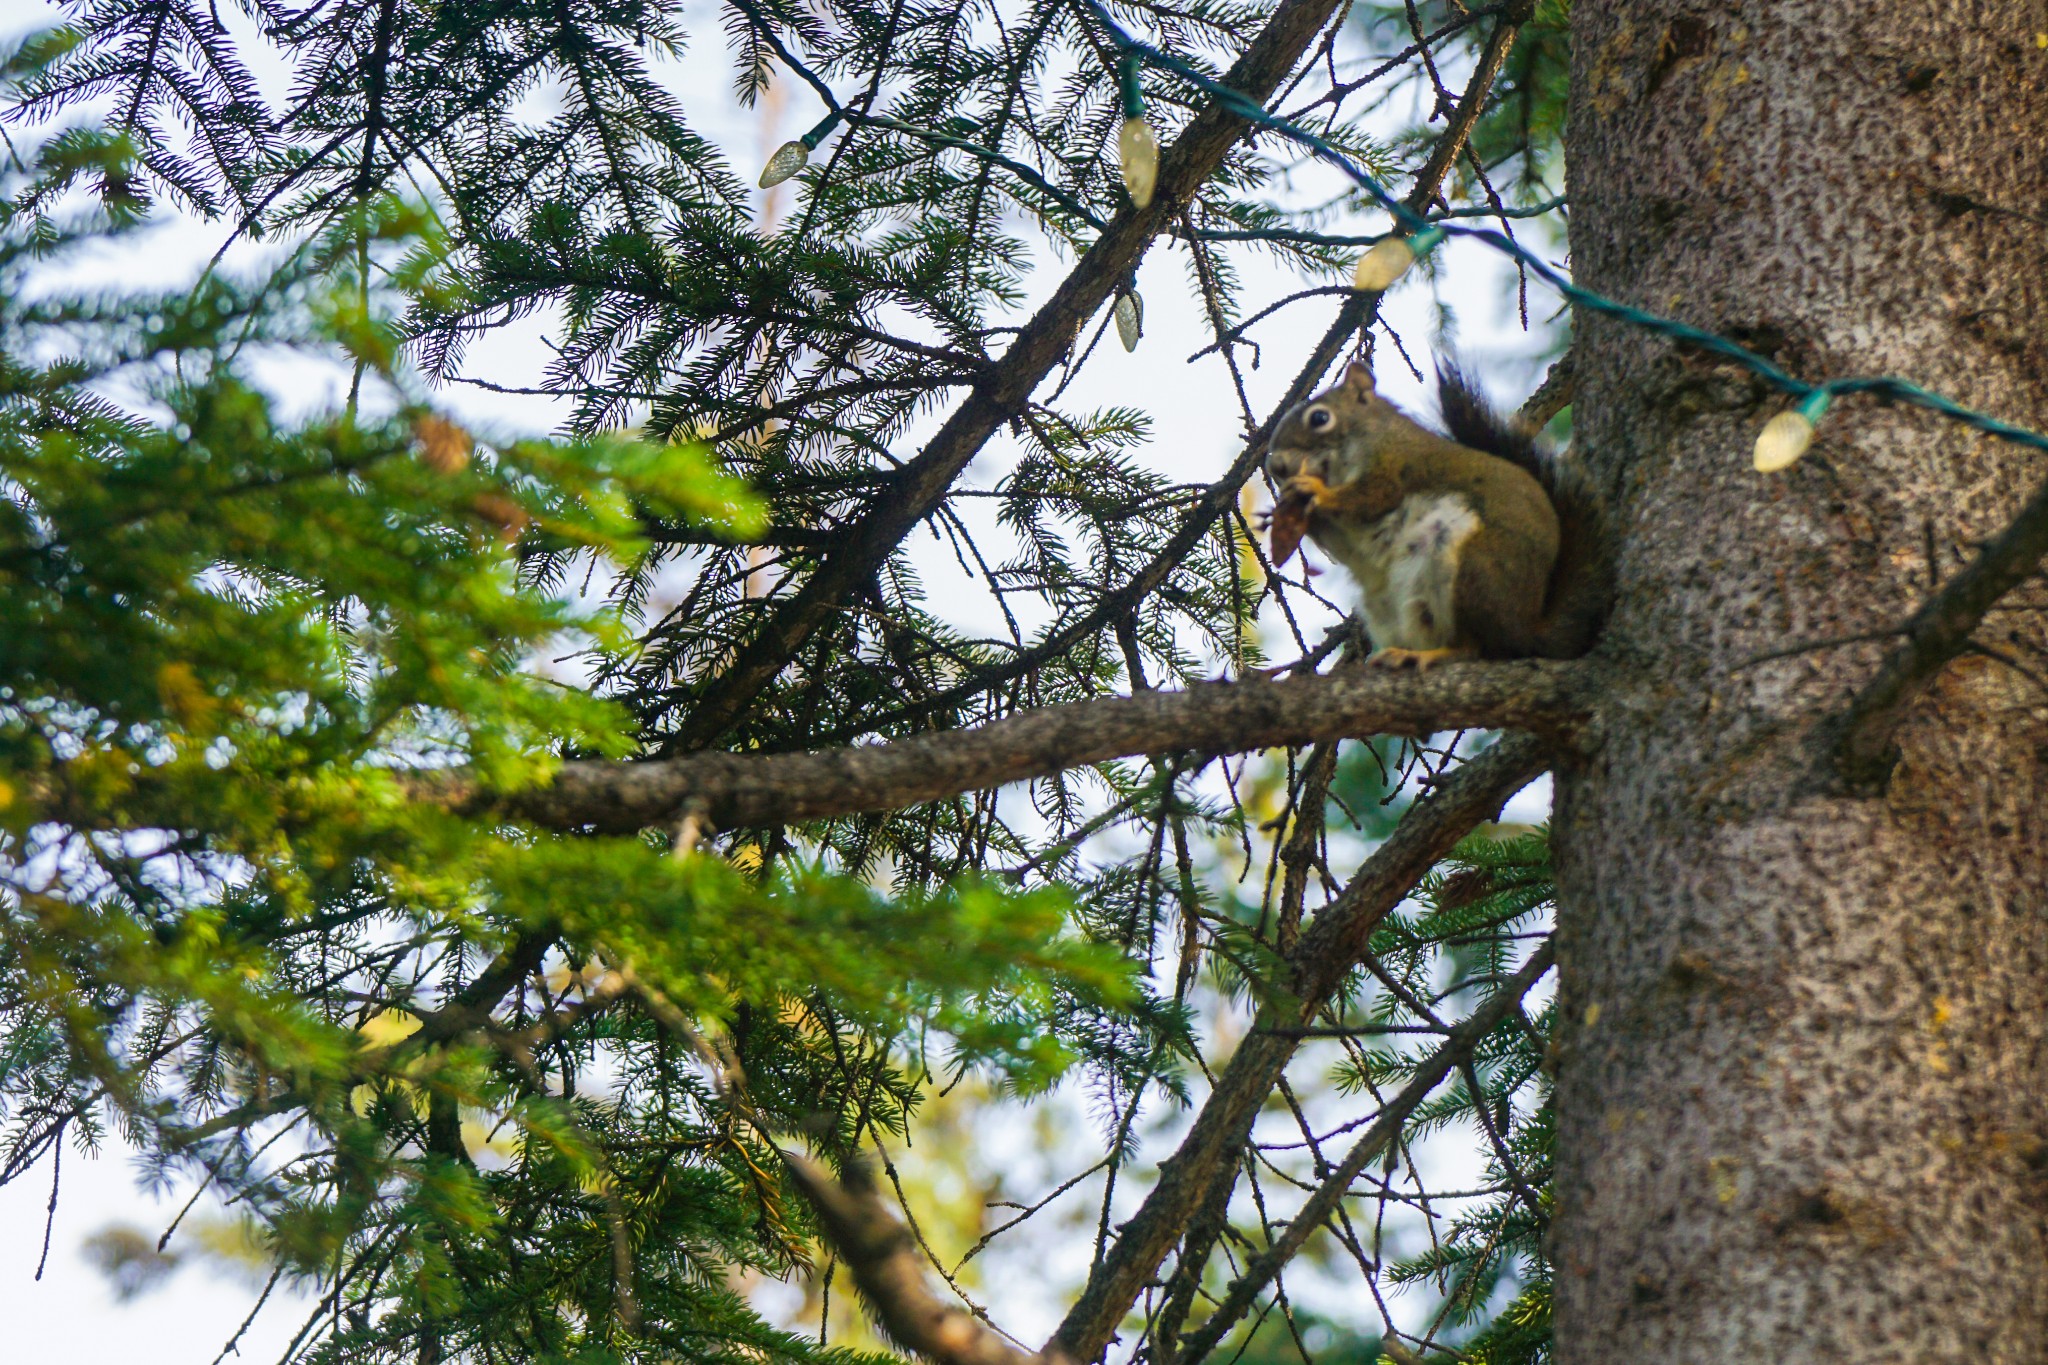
[758,139,810,189]
[1753,390,1832,473]
[758,111,843,190]
[1353,225,1445,293]
[1114,291,1143,352]
[1119,116,1159,208]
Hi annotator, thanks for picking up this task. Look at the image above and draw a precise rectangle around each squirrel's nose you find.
[1266,445,1300,482]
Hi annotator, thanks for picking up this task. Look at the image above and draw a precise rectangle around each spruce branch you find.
[430,662,1589,833]
[1171,940,1555,1365]
[805,8,1537,749]
[765,741,1550,1365]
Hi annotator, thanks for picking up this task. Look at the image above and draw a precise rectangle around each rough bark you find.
[1553,4,2048,1360]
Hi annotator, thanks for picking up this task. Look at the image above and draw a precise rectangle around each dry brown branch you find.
[1172,940,1556,1365]
[781,1152,1053,1365]
[1518,351,1576,433]
[433,662,1589,833]
[1401,13,1525,212]
[1049,734,1552,1364]
[1833,466,2048,792]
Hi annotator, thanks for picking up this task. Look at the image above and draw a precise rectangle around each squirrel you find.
[1264,361,1610,669]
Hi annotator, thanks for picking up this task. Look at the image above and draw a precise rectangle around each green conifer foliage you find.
[0,127,1143,1361]
[3,5,1572,1363]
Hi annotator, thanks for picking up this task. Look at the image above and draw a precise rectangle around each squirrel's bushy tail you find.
[1437,363,1614,659]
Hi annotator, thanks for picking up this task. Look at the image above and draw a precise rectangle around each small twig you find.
[1733,627,1907,670]
[954,1157,1113,1272]
[1833,466,2048,791]
[1459,1060,1544,1218]
[1185,286,1355,362]
[209,1261,286,1365]
[34,1119,64,1280]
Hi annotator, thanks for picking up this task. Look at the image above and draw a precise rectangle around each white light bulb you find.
[1352,238,1414,292]
[1753,412,1814,472]
[1753,391,1832,472]
[1115,291,1143,352]
[1119,116,1158,208]
[1353,226,1445,293]
[758,139,810,189]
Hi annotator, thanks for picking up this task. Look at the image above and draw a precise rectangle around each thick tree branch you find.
[1833,466,2048,793]
[451,663,1588,833]
[782,1153,1050,1365]
[1048,734,1551,1364]
[1173,940,1556,1365]
[667,0,1356,749]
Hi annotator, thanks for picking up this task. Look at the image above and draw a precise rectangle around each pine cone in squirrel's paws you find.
[1268,503,1307,566]
[1268,478,1323,568]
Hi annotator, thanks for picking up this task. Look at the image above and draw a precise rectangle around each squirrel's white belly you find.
[1316,493,1480,652]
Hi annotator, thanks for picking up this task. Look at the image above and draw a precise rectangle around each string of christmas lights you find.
[737,0,2048,472]
[1084,0,2048,471]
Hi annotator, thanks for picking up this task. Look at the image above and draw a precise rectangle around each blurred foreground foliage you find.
[0,121,1157,1362]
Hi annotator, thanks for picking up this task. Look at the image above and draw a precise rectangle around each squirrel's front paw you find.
[1279,473,1332,505]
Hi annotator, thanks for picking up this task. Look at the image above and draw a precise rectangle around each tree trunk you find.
[1553,2,2048,1359]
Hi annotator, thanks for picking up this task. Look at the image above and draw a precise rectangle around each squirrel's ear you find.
[1342,362,1376,397]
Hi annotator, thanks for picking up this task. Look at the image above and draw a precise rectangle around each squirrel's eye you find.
[1306,406,1333,430]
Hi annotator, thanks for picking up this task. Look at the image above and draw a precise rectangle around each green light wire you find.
[1084,0,2048,457]
[1118,52,1147,120]
[797,110,843,151]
